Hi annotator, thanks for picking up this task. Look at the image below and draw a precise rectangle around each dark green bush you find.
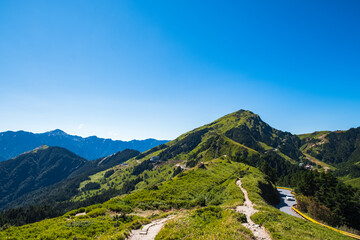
[108,205,132,214]
[233,212,247,223]
[83,182,101,191]
[104,169,115,178]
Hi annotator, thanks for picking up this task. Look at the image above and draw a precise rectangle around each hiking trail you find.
[236,179,271,240]
[127,216,174,240]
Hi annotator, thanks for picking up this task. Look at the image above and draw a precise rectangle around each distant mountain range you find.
[0,129,168,161]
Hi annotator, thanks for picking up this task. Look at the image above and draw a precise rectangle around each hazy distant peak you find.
[46,129,67,135]
[0,129,169,161]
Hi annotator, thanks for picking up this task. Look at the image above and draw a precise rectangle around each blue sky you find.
[1,0,360,140]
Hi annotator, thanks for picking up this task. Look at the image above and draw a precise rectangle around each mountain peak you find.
[0,145,88,209]
[24,145,64,156]
[207,109,264,132]
[32,145,49,152]
[146,109,302,167]
[224,109,259,120]
[47,129,67,135]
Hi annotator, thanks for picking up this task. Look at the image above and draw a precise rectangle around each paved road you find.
[275,188,302,218]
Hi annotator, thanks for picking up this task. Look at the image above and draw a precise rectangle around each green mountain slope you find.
[136,110,301,165]
[1,159,352,240]
[2,149,140,212]
[69,110,301,203]
[301,127,360,181]
[343,176,360,189]
[0,146,87,209]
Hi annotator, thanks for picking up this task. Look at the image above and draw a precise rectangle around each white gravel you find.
[127,216,174,240]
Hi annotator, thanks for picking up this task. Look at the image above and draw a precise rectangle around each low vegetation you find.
[0,207,151,240]
[156,207,251,240]
[343,176,360,189]
[240,167,354,240]
[0,159,247,239]
[118,159,245,210]
[302,127,360,182]
[284,170,360,231]
[0,157,355,239]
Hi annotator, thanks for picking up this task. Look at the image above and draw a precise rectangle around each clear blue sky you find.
[1,0,360,140]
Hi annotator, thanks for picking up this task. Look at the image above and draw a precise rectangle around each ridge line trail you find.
[127,216,174,240]
[236,179,271,240]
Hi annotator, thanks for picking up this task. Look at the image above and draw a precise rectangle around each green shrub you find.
[87,208,107,218]
[104,169,115,178]
[296,195,338,226]
[128,219,151,230]
[234,212,247,223]
[83,182,101,191]
[193,206,222,223]
[110,231,127,240]
[251,211,279,226]
[66,220,93,228]
[64,207,86,217]
[85,204,102,213]
[107,205,132,214]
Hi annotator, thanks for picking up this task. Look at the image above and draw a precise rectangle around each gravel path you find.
[236,179,271,240]
[127,216,174,240]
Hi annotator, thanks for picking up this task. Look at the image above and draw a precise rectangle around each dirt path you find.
[236,179,271,240]
[127,216,174,240]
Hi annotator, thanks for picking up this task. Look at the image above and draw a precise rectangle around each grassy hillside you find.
[0,159,249,239]
[1,109,358,239]
[240,168,353,240]
[132,110,302,165]
[0,149,140,227]
[69,110,303,203]
[298,131,331,141]
[300,127,360,184]
[155,207,252,240]
[158,163,353,239]
[342,175,360,189]
[119,159,246,209]
[1,158,353,239]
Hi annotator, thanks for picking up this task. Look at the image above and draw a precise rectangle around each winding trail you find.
[127,216,174,240]
[236,179,271,240]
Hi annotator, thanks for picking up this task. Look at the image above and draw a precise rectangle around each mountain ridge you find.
[0,146,140,210]
[0,146,87,209]
[132,110,302,167]
[70,110,302,203]
[300,127,360,188]
[0,129,168,161]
